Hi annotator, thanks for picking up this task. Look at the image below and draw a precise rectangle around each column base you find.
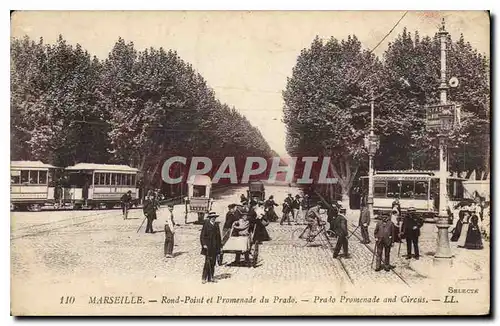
[433,255,453,268]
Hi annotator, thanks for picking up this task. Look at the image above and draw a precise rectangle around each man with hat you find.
[374,212,396,271]
[281,193,294,225]
[120,190,133,220]
[292,194,302,225]
[200,211,222,283]
[330,206,350,259]
[401,207,424,260]
[357,196,370,244]
[143,190,158,233]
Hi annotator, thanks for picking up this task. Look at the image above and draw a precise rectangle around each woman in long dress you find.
[464,215,483,250]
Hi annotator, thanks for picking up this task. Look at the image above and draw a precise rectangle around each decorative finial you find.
[440,18,446,32]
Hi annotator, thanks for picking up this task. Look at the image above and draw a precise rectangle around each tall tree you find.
[283,35,382,206]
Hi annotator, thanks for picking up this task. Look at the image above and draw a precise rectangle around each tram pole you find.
[434,18,453,265]
[368,94,375,220]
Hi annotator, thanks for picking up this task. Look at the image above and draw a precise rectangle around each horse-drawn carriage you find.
[247,181,265,202]
[184,175,213,224]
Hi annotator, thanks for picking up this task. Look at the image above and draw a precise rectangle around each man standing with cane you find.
[358,198,371,244]
[143,190,157,234]
[401,207,423,260]
[330,206,350,259]
[374,212,396,272]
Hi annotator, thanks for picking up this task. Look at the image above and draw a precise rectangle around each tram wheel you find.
[27,204,42,212]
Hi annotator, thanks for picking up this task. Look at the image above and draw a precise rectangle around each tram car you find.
[184,175,213,224]
[63,163,139,209]
[10,161,58,211]
[360,170,465,220]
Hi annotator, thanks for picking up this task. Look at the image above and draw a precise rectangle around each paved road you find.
[11,184,490,315]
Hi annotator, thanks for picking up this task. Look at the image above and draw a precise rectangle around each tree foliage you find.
[283,29,490,205]
[11,35,274,189]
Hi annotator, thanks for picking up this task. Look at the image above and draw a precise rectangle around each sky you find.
[11,11,490,157]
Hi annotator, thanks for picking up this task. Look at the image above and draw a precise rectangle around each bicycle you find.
[291,221,336,247]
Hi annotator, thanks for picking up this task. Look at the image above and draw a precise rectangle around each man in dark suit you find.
[358,203,371,244]
[401,207,424,260]
[120,190,133,220]
[200,212,222,283]
[281,193,294,225]
[330,206,349,259]
[143,190,157,233]
[374,212,396,271]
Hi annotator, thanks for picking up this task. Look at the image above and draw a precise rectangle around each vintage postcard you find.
[10,10,490,316]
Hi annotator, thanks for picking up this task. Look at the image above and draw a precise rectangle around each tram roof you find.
[360,170,465,180]
[65,163,139,172]
[11,161,56,169]
[375,170,437,175]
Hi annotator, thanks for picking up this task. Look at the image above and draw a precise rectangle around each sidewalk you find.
[344,210,490,285]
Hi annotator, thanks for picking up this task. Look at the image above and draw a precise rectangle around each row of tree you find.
[283,28,490,205]
[11,36,274,190]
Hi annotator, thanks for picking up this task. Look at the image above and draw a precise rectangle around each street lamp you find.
[425,18,459,266]
[364,94,380,219]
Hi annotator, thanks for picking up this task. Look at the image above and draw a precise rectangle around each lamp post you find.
[433,18,453,265]
[364,91,379,219]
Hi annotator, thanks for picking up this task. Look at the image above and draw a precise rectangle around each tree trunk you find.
[328,156,359,215]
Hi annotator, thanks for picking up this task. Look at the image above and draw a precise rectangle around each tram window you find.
[104,173,110,185]
[386,181,401,198]
[21,170,29,184]
[193,185,206,197]
[48,170,54,185]
[374,181,387,197]
[11,171,20,184]
[131,175,136,186]
[125,174,130,186]
[38,170,47,184]
[115,174,121,185]
[122,174,127,186]
[400,181,415,198]
[27,170,37,184]
[111,173,116,185]
[414,181,428,199]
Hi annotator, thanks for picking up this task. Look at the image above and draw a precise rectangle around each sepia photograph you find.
[9,10,490,316]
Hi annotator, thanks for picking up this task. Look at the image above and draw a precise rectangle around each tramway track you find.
[347,223,410,287]
[11,184,241,241]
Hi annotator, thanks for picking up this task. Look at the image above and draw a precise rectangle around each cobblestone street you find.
[10,185,490,315]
